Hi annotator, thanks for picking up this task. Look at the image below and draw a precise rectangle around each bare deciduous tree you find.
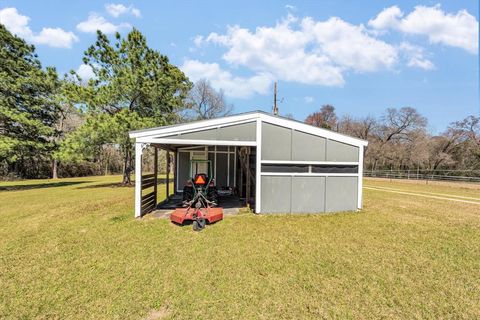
[379,107,427,143]
[185,79,233,120]
[305,104,337,130]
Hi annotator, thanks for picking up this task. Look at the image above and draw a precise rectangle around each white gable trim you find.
[129,111,368,147]
[136,137,257,146]
[258,113,368,147]
[141,119,257,139]
[129,113,259,139]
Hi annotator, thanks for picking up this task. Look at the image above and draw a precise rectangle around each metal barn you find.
[129,111,368,218]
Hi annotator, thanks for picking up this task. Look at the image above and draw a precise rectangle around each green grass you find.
[1,176,479,319]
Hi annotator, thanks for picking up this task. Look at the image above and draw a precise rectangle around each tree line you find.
[1,23,478,182]
[305,105,480,173]
[0,25,230,182]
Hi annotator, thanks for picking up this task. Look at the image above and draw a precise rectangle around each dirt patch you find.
[145,306,170,320]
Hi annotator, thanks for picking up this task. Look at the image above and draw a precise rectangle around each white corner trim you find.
[358,145,364,209]
[255,118,262,213]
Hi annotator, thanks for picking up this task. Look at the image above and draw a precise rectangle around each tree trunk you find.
[52,159,58,179]
[122,147,132,185]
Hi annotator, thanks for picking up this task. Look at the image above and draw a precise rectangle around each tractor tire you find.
[193,218,206,231]
[192,220,199,231]
[183,186,193,202]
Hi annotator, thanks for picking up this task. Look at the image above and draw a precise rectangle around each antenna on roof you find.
[273,81,279,115]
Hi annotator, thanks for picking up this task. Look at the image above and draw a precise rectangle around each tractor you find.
[170,160,223,231]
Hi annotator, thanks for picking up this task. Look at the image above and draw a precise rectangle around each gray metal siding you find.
[216,153,228,187]
[261,123,291,160]
[229,152,235,185]
[325,177,358,212]
[261,176,291,213]
[291,177,325,213]
[326,140,359,162]
[166,122,256,141]
[261,176,328,213]
[218,122,256,141]
[177,152,190,189]
[262,123,356,163]
[292,130,326,161]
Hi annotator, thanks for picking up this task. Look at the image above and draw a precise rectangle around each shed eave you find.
[129,110,369,147]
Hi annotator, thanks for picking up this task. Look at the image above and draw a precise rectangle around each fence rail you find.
[365,170,480,183]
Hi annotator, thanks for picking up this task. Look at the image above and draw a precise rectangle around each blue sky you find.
[1,0,478,132]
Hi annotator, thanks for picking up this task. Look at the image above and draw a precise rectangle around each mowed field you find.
[0,176,479,319]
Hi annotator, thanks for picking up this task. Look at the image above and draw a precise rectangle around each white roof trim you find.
[129,113,259,139]
[129,111,368,147]
[258,113,368,147]
[147,119,256,139]
[136,137,257,146]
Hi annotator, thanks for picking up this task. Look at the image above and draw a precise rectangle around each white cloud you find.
[76,13,131,34]
[181,60,272,99]
[0,7,78,48]
[285,5,296,11]
[0,7,31,38]
[304,96,314,103]
[185,6,476,95]
[368,5,403,30]
[193,35,204,47]
[76,64,95,81]
[399,42,435,70]
[301,17,398,72]
[369,5,478,54]
[34,28,78,48]
[202,15,398,87]
[105,3,141,18]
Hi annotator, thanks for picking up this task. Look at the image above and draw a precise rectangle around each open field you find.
[1,176,479,319]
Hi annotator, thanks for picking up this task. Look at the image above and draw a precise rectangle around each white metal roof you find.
[129,111,368,147]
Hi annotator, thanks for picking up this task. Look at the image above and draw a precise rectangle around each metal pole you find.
[154,147,158,207]
[166,151,170,200]
[273,82,278,115]
[134,143,143,218]
[246,147,250,207]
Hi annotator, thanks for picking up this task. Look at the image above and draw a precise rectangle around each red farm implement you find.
[170,161,223,231]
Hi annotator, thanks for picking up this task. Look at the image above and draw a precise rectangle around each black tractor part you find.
[182,174,218,205]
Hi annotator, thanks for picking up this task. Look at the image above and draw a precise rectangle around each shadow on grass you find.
[0,181,91,192]
[77,178,169,189]
[77,182,133,189]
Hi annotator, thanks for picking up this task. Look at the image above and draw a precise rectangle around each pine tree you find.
[0,24,60,178]
[59,29,191,184]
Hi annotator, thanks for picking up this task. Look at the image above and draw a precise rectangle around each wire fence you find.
[364,169,480,183]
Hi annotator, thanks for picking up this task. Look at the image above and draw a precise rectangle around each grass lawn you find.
[1,176,479,319]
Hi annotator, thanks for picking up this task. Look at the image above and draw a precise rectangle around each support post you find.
[134,143,143,218]
[166,151,170,199]
[246,148,250,207]
[154,147,158,207]
[255,118,262,213]
[357,145,364,210]
[239,150,243,197]
[173,151,177,194]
